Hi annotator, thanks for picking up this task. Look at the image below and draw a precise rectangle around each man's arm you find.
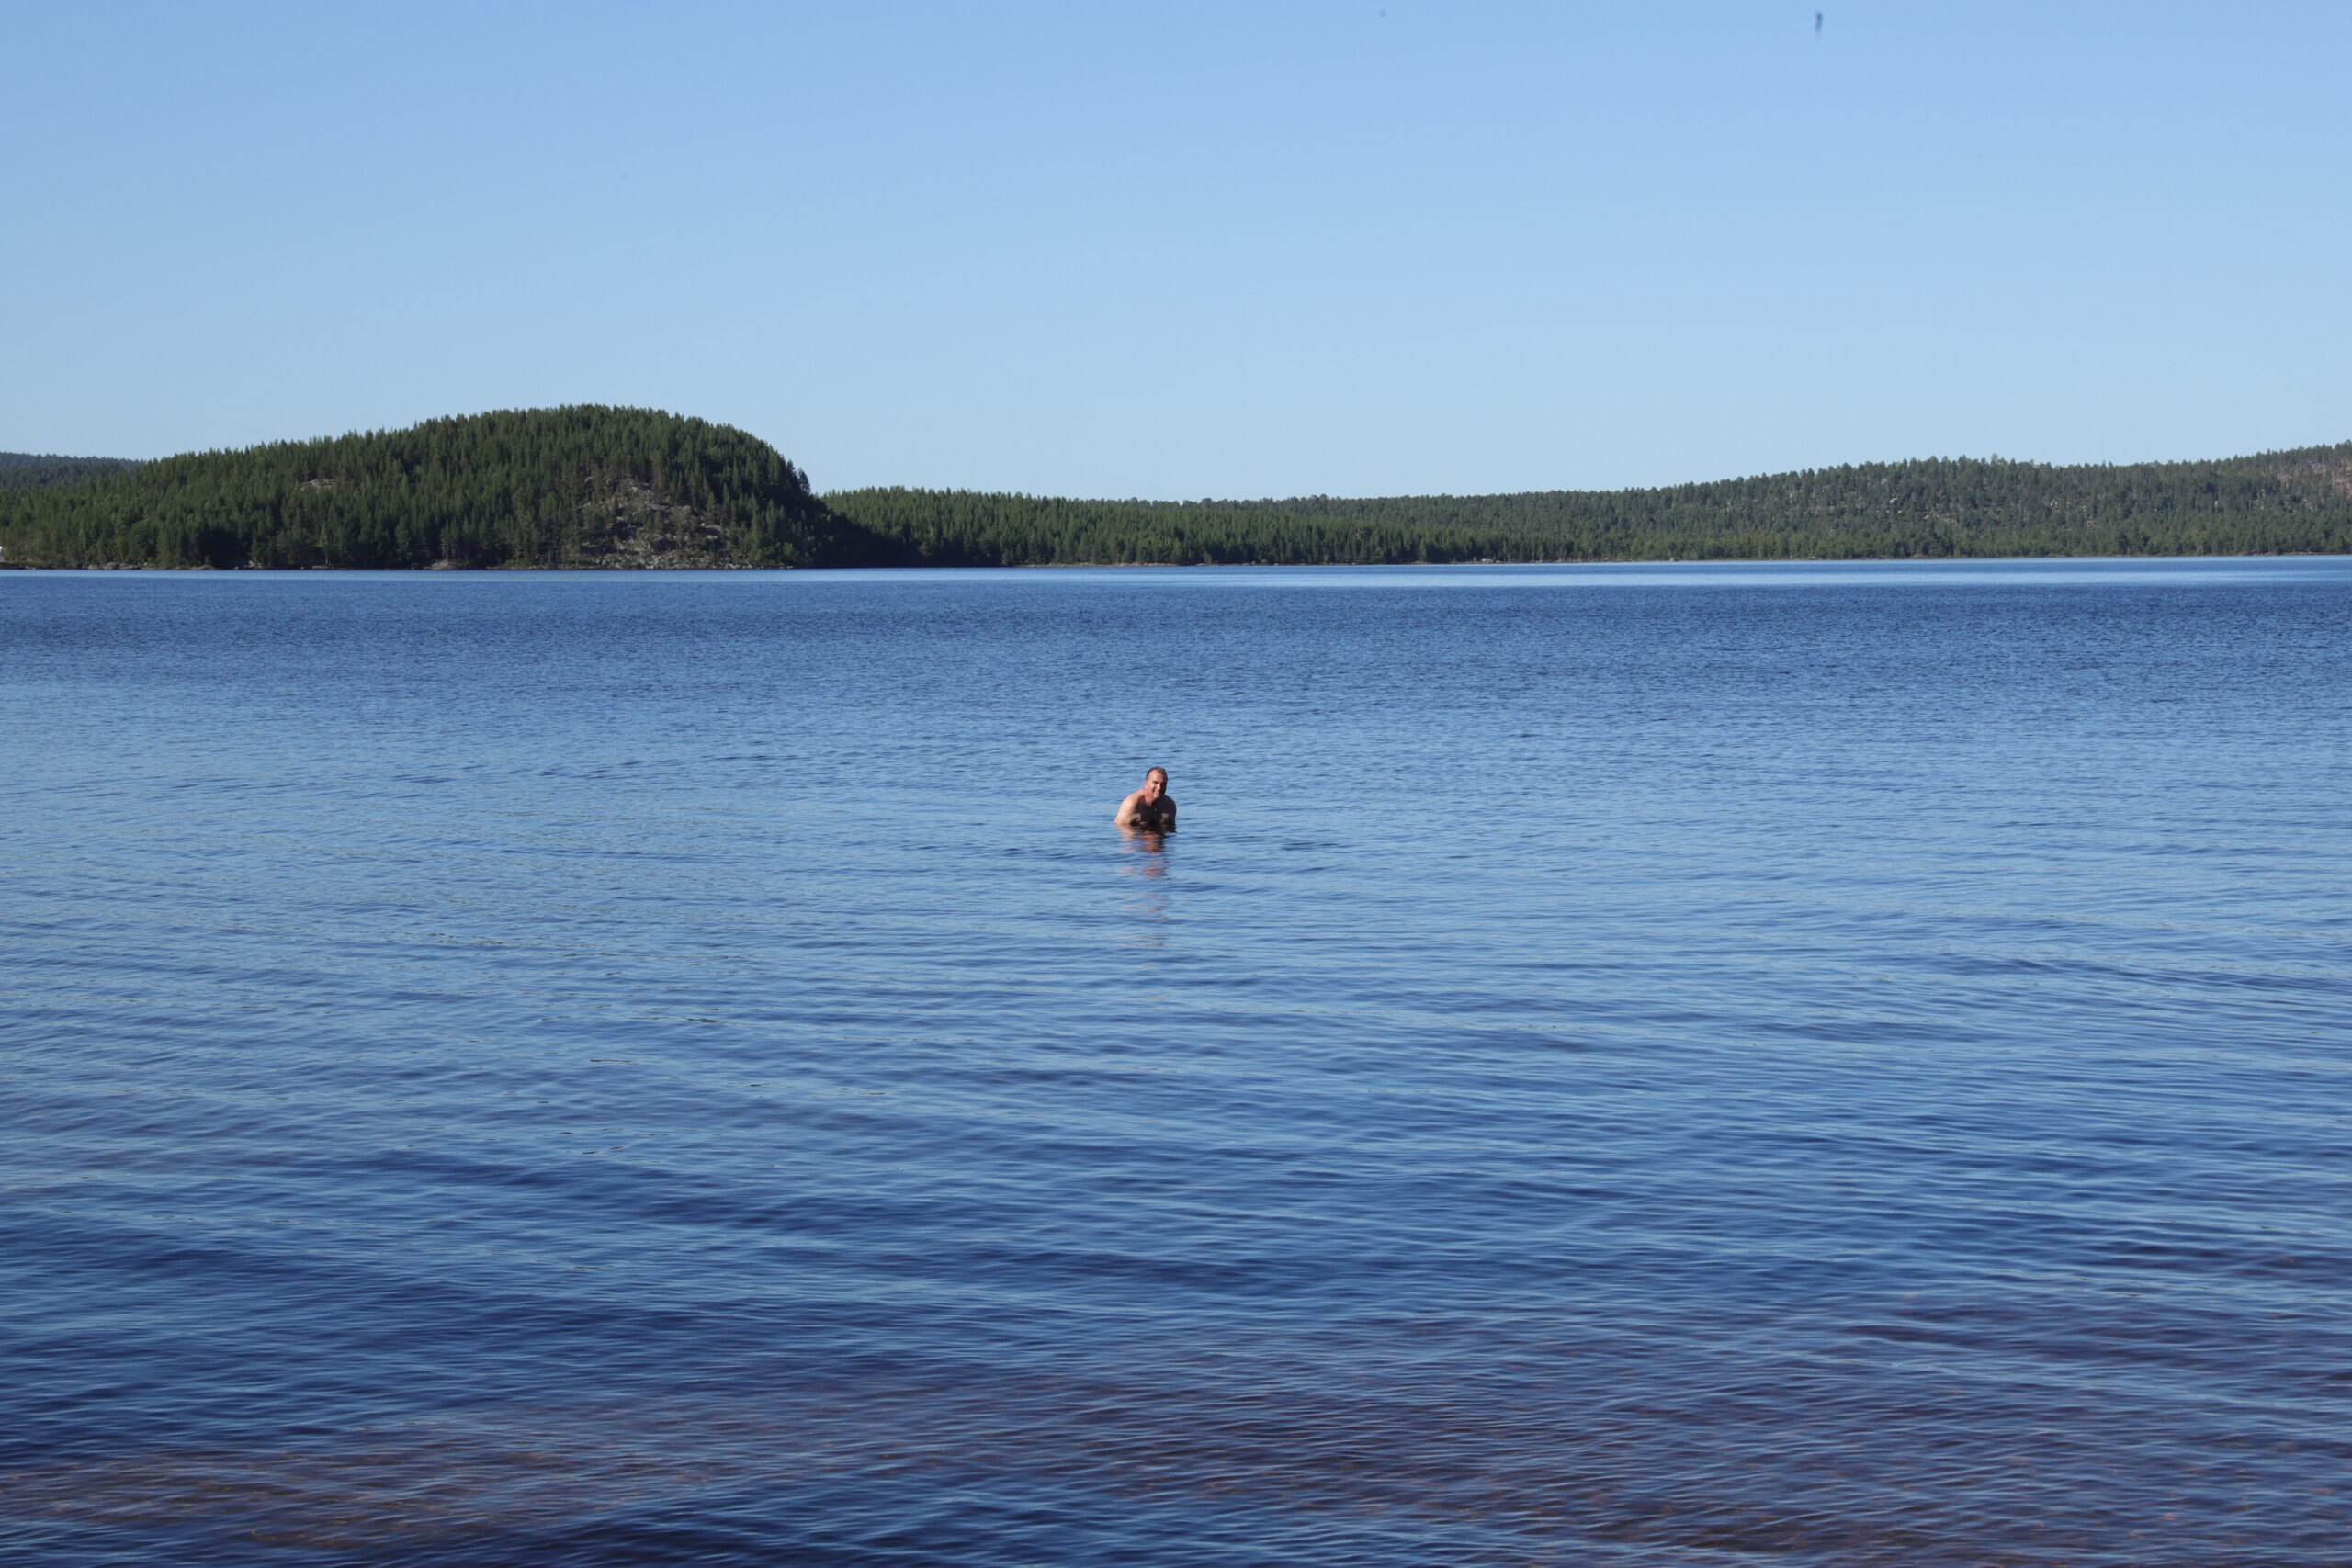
[1114,790,1148,828]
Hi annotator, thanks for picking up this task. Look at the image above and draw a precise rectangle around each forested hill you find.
[0,408,856,569]
[6,414,2349,567]
[828,444,2352,565]
[0,452,140,492]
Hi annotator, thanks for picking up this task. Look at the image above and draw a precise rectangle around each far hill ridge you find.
[0,409,853,570]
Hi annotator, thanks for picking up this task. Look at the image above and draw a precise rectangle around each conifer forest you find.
[5,407,2347,570]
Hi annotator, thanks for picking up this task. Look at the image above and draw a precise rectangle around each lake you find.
[4,558,2348,1566]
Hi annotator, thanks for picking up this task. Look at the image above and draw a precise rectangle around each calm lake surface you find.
[5,559,2349,1566]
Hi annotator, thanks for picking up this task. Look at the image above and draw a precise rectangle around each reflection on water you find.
[4,561,2349,1566]
[1118,829,1173,868]
[1118,829,1171,946]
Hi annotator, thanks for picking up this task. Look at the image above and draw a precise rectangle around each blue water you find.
[4,558,2348,1566]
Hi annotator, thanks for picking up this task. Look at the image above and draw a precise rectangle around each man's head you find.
[1141,767,1168,800]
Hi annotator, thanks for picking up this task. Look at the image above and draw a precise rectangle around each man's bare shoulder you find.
[1115,792,1175,828]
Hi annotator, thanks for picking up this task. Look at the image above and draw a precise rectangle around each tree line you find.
[6,409,2347,569]
[826,446,2352,565]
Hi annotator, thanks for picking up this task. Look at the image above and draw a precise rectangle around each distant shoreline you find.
[6,550,2344,574]
[6,408,2348,570]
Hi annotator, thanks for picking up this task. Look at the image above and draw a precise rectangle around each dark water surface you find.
[5,560,2349,1566]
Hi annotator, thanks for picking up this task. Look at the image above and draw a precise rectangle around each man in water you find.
[1115,767,1177,831]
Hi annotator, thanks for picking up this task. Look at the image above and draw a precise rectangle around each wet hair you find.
[1145,767,1168,783]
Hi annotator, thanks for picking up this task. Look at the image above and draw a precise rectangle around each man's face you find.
[1142,772,1166,801]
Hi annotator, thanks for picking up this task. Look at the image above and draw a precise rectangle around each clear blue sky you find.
[7,1,2347,497]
